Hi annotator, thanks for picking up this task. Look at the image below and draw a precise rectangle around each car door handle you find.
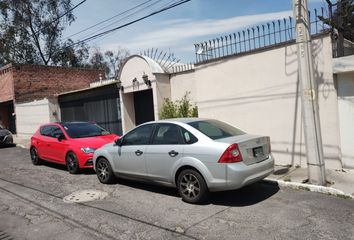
[135,150,143,156]
[168,150,179,157]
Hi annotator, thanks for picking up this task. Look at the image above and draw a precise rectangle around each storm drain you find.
[63,190,108,203]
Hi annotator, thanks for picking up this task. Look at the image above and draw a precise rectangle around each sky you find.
[64,0,329,63]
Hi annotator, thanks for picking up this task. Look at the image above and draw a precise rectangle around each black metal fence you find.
[194,8,332,64]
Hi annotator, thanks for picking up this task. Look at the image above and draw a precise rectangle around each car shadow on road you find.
[39,161,96,175]
[114,178,280,206]
[209,181,280,207]
[0,144,17,149]
[116,178,181,197]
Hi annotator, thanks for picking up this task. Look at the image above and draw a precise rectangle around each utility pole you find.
[292,0,326,185]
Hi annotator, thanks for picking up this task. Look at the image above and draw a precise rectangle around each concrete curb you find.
[16,144,28,149]
[264,178,353,200]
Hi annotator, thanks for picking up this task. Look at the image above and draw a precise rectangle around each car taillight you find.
[218,144,243,163]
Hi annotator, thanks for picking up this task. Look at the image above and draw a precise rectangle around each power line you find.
[70,0,166,43]
[35,0,88,34]
[63,0,155,41]
[64,0,191,49]
[86,0,178,46]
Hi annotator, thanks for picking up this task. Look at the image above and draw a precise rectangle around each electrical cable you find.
[73,0,166,43]
[86,0,177,46]
[62,0,191,49]
[63,0,155,41]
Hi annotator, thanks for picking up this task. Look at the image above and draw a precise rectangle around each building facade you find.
[116,33,353,170]
[0,63,103,137]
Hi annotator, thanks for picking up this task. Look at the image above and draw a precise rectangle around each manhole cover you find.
[63,190,108,203]
[0,230,13,240]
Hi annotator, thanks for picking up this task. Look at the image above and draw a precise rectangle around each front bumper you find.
[78,153,94,169]
[0,135,13,145]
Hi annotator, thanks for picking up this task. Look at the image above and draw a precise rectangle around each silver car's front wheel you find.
[96,157,115,184]
[177,169,208,204]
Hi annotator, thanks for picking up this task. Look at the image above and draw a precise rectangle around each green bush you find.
[159,92,198,119]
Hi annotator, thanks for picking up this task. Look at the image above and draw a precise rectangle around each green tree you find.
[320,0,354,41]
[0,0,87,66]
[159,92,198,119]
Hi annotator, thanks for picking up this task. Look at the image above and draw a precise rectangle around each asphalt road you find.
[0,146,353,240]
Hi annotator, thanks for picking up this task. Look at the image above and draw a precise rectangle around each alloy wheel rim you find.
[67,154,77,171]
[31,148,38,162]
[180,173,200,199]
[97,161,109,181]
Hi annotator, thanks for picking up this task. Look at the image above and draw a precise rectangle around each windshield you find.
[62,122,110,138]
[188,120,245,140]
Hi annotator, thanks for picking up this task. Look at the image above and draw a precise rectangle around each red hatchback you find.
[30,122,118,174]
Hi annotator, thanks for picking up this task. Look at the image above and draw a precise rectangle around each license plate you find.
[253,146,264,158]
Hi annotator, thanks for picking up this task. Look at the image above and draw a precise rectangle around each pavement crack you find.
[0,177,200,240]
[184,206,231,233]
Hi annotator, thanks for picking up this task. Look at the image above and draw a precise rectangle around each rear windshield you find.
[188,120,245,140]
[62,122,110,138]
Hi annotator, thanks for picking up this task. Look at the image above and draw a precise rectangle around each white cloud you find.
[104,10,293,52]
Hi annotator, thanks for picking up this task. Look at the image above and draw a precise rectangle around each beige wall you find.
[170,71,196,102]
[337,72,354,169]
[155,74,171,119]
[121,92,136,133]
[170,35,342,169]
[120,56,159,93]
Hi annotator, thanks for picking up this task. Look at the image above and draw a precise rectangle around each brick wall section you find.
[0,64,14,103]
[12,64,104,103]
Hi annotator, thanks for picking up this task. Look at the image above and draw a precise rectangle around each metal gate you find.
[59,84,122,135]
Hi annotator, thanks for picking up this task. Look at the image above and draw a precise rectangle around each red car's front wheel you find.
[30,147,41,165]
[66,152,80,174]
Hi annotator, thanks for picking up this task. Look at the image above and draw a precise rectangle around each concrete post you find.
[292,0,326,185]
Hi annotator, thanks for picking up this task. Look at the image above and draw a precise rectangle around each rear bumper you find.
[208,154,274,192]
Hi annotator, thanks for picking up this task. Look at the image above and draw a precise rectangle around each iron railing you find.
[194,8,332,64]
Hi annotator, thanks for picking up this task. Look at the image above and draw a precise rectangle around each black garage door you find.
[59,84,122,135]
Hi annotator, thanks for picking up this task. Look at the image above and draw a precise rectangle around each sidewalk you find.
[266,165,354,199]
[13,135,31,149]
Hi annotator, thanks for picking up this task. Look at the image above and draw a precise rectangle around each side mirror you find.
[115,137,123,146]
[56,134,66,142]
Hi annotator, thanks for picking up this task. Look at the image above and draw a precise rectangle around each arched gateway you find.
[118,55,171,132]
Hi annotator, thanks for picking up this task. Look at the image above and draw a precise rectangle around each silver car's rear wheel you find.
[177,169,208,204]
[96,158,115,184]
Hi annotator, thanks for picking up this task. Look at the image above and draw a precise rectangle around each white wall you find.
[15,98,51,138]
[170,35,342,169]
[337,72,354,169]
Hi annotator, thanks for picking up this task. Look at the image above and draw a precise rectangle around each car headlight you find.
[81,147,96,154]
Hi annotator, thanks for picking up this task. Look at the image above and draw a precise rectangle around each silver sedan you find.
[93,118,274,203]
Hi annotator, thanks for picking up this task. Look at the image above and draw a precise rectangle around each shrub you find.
[159,92,198,119]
